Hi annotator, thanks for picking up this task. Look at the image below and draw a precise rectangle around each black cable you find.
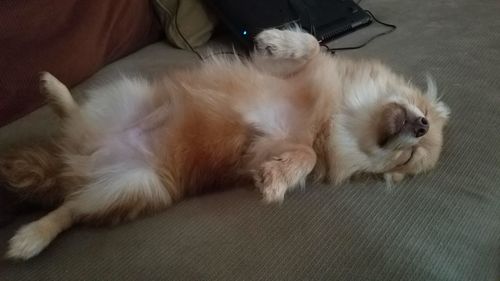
[176,6,393,59]
[174,8,204,61]
[174,8,245,61]
[322,10,396,54]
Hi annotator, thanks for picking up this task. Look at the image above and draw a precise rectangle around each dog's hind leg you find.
[252,27,320,77]
[40,72,79,119]
[5,203,74,260]
[0,74,82,207]
[6,162,173,260]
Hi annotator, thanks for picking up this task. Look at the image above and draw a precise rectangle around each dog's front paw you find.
[254,28,319,59]
[253,160,287,204]
[261,185,286,204]
[384,172,405,187]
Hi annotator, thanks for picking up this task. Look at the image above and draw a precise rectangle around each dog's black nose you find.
[414,117,429,137]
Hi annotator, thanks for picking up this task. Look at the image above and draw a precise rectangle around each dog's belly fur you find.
[64,62,318,204]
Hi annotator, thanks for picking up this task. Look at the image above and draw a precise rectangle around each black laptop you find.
[205,0,372,47]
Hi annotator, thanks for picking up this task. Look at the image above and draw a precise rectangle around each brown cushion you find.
[0,0,163,127]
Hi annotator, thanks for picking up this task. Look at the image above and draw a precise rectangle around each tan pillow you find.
[153,0,217,49]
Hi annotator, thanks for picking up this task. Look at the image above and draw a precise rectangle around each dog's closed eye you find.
[377,103,407,146]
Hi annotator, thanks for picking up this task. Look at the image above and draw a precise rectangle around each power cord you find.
[175,5,395,59]
[174,8,244,61]
[321,10,396,54]
[173,11,204,61]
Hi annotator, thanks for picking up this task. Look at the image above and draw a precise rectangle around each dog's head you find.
[336,68,450,184]
[376,77,449,181]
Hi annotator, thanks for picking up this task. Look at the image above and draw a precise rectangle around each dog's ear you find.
[425,74,438,100]
[434,101,451,121]
[425,75,450,121]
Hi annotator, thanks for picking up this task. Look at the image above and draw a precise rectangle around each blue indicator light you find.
[243,30,248,36]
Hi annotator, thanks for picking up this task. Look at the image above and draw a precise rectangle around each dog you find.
[0,28,450,260]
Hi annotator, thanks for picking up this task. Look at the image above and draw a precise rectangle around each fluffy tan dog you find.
[0,28,449,260]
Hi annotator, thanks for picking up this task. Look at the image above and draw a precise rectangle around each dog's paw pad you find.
[255,28,319,59]
[6,223,50,260]
[254,29,280,52]
[39,72,65,96]
[254,160,287,204]
[261,186,285,204]
[39,71,54,87]
[384,172,405,187]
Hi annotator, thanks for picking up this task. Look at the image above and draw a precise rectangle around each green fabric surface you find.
[1,0,499,280]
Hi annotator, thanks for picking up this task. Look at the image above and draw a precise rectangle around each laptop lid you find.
[205,0,372,47]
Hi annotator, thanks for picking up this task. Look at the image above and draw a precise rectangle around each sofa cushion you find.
[0,0,162,127]
[0,0,499,280]
[153,0,217,49]
[0,42,199,153]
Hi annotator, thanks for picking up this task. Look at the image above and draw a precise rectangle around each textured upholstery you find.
[1,1,499,280]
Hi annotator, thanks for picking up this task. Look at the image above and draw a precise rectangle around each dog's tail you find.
[0,141,66,208]
[0,73,82,208]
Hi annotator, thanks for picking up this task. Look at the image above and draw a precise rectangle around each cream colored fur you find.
[2,28,449,260]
